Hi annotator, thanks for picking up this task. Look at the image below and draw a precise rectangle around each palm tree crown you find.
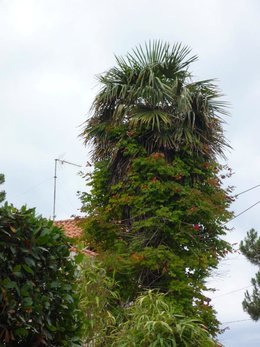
[82,41,229,166]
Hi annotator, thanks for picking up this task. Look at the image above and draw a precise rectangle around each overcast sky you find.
[1,0,260,345]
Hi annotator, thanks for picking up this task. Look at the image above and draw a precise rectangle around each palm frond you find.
[130,109,173,131]
[82,40,230,167]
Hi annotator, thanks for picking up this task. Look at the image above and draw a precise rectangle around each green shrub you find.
[0,204,82,347]
[76,256,219,346]
[111,291,218,347]
[78,256,119,346]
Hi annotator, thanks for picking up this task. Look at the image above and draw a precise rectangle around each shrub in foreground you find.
[77,258,219,346]
[78,256,119,346]
[0,204,82,346]
[111,291,218,347]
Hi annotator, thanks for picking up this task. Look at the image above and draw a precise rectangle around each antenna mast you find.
[52,158,81,221]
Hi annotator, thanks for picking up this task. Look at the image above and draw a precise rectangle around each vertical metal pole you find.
[52,159,58,221]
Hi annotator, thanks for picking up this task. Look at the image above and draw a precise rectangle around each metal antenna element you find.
[59,159,82,168]
[52,158,82,221]
[52,159,58,221]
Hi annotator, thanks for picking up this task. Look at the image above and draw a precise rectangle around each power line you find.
[211,285,253,299]
[235,183,260,198]
[226,200,260,224]
[221,318,252,325]
[181,199,260,227]
[222,183,260,224]
[15,177,53,198]
[225,183,260,223]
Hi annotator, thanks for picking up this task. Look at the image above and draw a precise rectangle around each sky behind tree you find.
[1,0,260,345]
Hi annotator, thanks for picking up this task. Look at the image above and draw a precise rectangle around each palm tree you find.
[80,42,232,337]
[82,41,229,173]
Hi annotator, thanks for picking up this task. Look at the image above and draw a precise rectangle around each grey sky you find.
[1,0,260,345]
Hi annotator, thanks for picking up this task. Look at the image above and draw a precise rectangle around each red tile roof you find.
[55,218,83,239]
[54,218,97,257]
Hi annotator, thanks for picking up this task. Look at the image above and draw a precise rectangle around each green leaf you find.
[50,281,59,288]
[3,279,17,289]
[75,252,84,264]
[25,257,35,267]
[14,327,29,337]
[22,264,34,274]
[23,297,33,307]
[64,294,74,303]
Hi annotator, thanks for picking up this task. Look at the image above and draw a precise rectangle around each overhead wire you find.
[221,318,252,325]
[204,184,260,309]
[222,182,260,224]
[225,200,260,225]
[15,177,53,198]
[211,184,260,328]
[211,187,259,301]
[177,183,260,228]
[234,183,260,198]
[211,285,253,299]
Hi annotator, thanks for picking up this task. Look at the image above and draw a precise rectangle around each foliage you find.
[240,229,260,320]
[81,153,232,335]
[0,174,5,203]
[77,260,219,346]
[111,291,218,347]
[82,41,230,184]
[80,40,233,339]
[0,203,82,347]
[77,256,119,346]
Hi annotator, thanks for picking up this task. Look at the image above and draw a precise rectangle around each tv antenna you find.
[52,158,82,221]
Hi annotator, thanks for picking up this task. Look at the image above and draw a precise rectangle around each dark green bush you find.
[0,204,82,347]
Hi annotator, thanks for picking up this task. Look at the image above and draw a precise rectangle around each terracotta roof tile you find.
[54,218,97,257]
[54,218,83,239]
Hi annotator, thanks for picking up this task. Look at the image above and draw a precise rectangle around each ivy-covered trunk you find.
[80,41,233,340]
[81,148,232,335]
